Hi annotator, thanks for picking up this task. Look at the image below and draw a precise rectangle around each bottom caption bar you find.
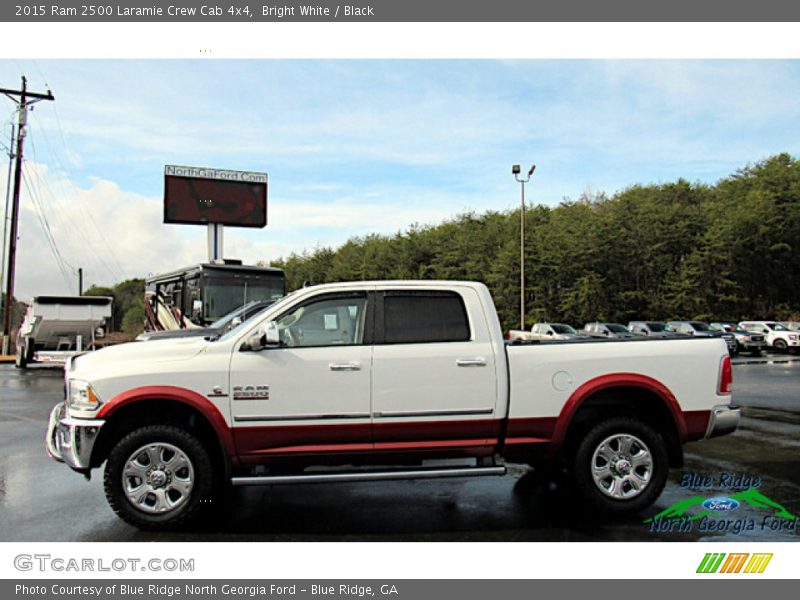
[2,580,788,600]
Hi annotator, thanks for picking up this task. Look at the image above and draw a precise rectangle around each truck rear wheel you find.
[572,417,668,515]
[103,425,214,530]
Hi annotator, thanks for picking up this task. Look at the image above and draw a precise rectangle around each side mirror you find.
[546,331,553,336]
[241,321,281,352]
[762,329,769,334]
[230,317,242,329]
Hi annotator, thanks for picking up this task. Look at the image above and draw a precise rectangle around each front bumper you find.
[739,341,765,350]
[45,402,105,472]
[705,403,740,439]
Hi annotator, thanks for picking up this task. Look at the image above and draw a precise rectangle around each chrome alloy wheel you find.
[122,442,195,514]
[590,433,653,499]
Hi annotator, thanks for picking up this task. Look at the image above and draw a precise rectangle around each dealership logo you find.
[697,552,772,574]
[645,486,797,535]
[702,497,740,512]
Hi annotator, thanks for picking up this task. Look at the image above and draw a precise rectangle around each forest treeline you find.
[270,154,800,332]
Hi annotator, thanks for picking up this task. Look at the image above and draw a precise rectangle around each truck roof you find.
[298,280,488,290]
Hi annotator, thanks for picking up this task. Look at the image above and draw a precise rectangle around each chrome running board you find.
[231,465,506,486]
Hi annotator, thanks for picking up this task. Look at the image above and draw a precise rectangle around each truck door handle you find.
[456,358,487,367]
[329,362,362,371]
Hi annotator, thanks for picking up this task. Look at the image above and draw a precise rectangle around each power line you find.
[26,124,90,267]
[21,164,75,291]
[51,102,126,279]
[27,119,122,283]
[13,62,126,284]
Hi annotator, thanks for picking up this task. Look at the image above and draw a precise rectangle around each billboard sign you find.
[164,165,268,228]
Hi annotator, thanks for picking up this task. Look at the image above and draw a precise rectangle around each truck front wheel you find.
[103,425,214,530]
[572,417,668,515]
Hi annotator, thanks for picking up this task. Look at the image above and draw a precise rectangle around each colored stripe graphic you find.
[697,553,726,573]
[720,553,749,573]
[744,553,773,574]
[697,553,772,574]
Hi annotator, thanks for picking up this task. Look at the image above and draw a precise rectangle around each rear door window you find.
[381,291,470,344]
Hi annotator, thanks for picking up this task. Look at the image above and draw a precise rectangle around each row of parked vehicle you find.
[509,320,800,356]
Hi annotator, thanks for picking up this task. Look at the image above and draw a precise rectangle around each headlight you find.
[790,335,798,341]
[67,379,102,412]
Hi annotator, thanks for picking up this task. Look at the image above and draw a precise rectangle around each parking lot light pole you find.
[513,164,535,331]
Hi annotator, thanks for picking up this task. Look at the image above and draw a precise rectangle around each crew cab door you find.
[229,291,373,459]
[370,287,499,451]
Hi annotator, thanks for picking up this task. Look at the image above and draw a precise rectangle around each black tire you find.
[774,339,788,353]
[572,417,668,515]
[104,425,214,530]
[750,349,762,357]
[25,338,35,362]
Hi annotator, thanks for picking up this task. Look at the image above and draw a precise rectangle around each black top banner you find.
[5,0,800,22]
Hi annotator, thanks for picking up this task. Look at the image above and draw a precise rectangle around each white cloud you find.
[2,163,200,298]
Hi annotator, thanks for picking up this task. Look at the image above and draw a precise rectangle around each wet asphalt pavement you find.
[0,359,798,542]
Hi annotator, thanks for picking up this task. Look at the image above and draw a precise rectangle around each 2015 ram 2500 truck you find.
[46,280,739,530]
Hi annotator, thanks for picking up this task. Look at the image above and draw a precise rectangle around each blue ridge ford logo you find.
[703,497,740,511]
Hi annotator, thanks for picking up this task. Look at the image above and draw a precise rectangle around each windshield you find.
[607,324,630,333]
[217,288,303,343]
[714,323,747,333]
[690,322,712,332]
[209,301,272,333]
[204,277,284,322]
[209,301,259,329]
[645,322,667,332]
[551,324,577,334]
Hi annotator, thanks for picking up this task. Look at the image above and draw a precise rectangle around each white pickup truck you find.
[508,322,586,342]
[46,280,739,530]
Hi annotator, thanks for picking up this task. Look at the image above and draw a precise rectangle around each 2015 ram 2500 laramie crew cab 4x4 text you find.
[46,281,739,530]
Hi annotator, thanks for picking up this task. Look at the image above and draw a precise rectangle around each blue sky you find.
[1,59,800,297]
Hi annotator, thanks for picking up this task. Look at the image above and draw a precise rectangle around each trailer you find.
[15,295,113,368]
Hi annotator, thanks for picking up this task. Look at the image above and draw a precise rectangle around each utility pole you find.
[0,77,54,355]
[78,267,83,296]
[0,124,15,310]
[512,164,536,331]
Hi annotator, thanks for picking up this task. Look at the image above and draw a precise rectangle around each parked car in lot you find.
[628,321,685,338]
[46,280,738,530]
[508,322,586,342]
[709,322,765,356]
[583,322,636,339]
[136,299,275,342]
[740,321,800,353]
[666,321,737,356]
